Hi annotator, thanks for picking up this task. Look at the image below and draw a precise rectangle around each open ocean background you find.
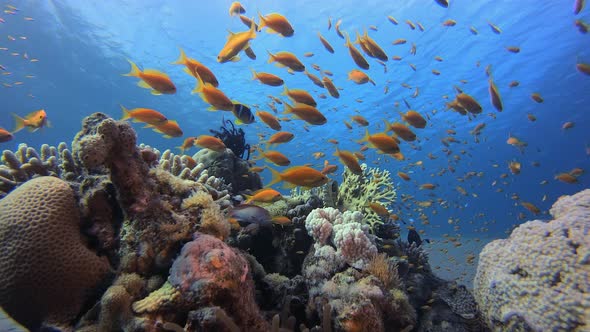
[1,0,588,283]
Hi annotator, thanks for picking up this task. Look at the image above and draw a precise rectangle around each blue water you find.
[1,0,588,241]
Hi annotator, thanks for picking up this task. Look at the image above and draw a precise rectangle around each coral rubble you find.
[474,189,590,331]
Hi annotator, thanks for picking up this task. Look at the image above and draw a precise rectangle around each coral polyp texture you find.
[0,176,110,329]
[474,189,590,331]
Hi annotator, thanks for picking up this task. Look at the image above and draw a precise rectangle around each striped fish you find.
[232,103,255,124]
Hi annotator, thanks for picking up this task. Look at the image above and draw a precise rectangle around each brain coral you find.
[474,189,590,332]
[0,176,110,329]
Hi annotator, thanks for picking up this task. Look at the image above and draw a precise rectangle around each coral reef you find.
[337,163,398,230]
[474,189,590,331]
[133,233,269,331]
[193,147,262,195]
[0,112,489,332]
[0,176,111,329]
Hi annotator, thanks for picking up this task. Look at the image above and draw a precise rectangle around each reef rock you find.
[133,232,269,331]
[0,176,110,329]
[474,189,590,331]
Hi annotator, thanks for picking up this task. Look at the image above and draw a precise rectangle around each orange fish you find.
[177,137,196,153]
[562,121,575,130]
[322,76,340,98]
[173,48,219,87]
[348,69,375,85]
[487,21,502,34]
[120,105,167,125]
[150,120,183,138]
[267,131,294,145]
[577,62,590,75]
[283,102,326,125]
[258,12,294,37]
[488,78,503,111]
[12,109,49,133]
[531,93,544,103]
[271,216,292,226]
[351,115,369,126]
[388,16,399,25]
[401,111,427,128]
[267,166,329,188]
[574,0,586,14]
[282,86,317,106]
[508,161,521,175]
[0,127,14,142]
[257,111,282,131]
[317,32,335,53]
[397,172,411,181]
[257,149,291,166]
[344,32,369,69]
[555,173,578,184]
[385,121,417,141]
[334,147,363,174]
[442,19,457,27]
[506,46,520,53]
[357,30,388,61]
[456,93,482,114]
[521,202,540,215]
[405,20,416,30]
[392,39,407,45]
[195,135,226,152]
[228,2,246,16]
[124,60,176,95]
[509,81,520,87]
[251,69,284,86]
[368,202,389,216]
[217,21,256,63]
[335,19,345,39]
[267,51,305,72]
[357,129,400,154]
[569,168,585,177]
[245,188,283,203]
[304,70,324,88]
[238,15,259,31]
[192,73,234,111]
[321,160,338,175]
[420,183,437,190]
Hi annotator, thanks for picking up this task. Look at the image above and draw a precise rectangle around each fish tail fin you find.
[257,11,266,31]
[266,166,283,187]
[250,68,258,80]
[355,128,370,144]
[173,47,187,65]
[11,113,26,133]
[383,119,393,132]
[266,50,275,64]
[344,31,351,47]
[283,101,293,114]
[249,16,257,35]
[369,78,376,86]
[124,59,141,77]
[191,72,205,94]
[120,105,131,120]
[281,84,289,96]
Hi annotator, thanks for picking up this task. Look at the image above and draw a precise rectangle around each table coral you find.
[338,163,397,230]
[0,176,110,329]
[474,189,590,331]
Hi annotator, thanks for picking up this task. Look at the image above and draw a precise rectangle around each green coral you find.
[338,163,397,229]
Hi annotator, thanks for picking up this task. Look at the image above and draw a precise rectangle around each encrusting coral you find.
[474,189,590,332]
[337,163,397,230]
[0,176,111,330]
[133,233,269,331]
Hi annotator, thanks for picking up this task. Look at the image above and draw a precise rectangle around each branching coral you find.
[338,163,397,230]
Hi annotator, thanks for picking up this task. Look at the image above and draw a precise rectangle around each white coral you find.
[474,189,590,332]
[305,207,340,244]
[333,211,377,269]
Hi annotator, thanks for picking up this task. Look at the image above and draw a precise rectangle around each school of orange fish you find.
[1,0,588,281]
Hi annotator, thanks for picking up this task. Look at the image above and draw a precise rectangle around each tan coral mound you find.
[0,176,111,328]
[474,189,590,331]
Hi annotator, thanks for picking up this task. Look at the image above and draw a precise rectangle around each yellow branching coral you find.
[182,190,230,240]
[338,163,397,229]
